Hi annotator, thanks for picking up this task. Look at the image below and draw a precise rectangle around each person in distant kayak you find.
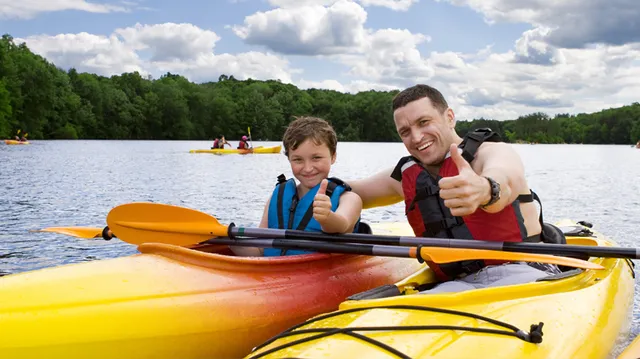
[347,84,563,294]
[238,135,251,150]
[212,135,230,149]
[230,116,366,257]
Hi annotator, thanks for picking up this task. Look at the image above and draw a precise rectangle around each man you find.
[349,84,561,294]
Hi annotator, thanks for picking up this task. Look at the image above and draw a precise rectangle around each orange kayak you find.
[0,232,421,358]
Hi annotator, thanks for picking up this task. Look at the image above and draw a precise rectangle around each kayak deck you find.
[246,220,635,359]
[189,145,281,155]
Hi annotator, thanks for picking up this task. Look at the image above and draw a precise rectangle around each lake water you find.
[2,140,640,355]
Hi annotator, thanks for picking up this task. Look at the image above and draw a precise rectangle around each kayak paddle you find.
[200,237,603,269]
[106,202,640,260]
[105,202,602,269]
[31,226,115,240]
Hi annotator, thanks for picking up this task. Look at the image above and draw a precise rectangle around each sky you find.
[1,0,639,121]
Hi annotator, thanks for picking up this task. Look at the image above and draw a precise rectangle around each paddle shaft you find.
[230,227,640,259]
[211,238,411,257]
[205,237,602,269]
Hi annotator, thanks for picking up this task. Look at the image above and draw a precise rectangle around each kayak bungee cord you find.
[248,305,545,359]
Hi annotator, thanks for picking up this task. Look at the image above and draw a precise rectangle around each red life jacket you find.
[391,128,535,280]
[238,141,248,149]
[212,139,219,149]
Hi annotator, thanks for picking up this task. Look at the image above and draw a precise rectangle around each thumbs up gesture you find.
[438,144,489,216]
[313,179,332,224]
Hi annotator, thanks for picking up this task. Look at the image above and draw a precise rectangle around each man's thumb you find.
[317,179,328,195]
[450,143,470,170]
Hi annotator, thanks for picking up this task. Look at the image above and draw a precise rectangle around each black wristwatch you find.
[481,176,500,208]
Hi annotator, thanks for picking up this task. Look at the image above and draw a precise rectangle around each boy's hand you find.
[313,179,332,224]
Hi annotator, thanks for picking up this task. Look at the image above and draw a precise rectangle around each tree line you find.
[1,34,639,144]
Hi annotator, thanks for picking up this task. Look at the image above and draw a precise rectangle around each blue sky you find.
[1,0,639,120]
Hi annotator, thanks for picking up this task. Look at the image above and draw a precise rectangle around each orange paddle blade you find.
[414,247,603,270]
[106,202,228,246]
[31,227,104,239]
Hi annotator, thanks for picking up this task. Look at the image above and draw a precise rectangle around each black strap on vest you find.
[274,175,342,231]
[294,180,337,231]
[406,182,439,213]
[276,174,287,229]
[458,128,501,162]
[275,176,344,256]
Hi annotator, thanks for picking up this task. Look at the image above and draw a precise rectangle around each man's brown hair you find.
[282,116,337,157]
[392,84,448,114]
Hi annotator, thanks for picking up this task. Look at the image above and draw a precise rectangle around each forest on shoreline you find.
[2,34,639,144]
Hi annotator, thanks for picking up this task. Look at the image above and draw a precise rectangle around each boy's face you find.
[288,138,336,190]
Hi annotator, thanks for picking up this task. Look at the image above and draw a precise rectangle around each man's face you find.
[393,97,456,167]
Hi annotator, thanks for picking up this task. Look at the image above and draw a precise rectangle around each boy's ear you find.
[331,152,336,164]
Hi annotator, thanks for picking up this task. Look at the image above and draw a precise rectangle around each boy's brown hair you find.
[282,116,337,157]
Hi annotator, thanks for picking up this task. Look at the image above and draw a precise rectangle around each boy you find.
[232,116,364,256]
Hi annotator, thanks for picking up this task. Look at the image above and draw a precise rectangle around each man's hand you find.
[438,144,490,216]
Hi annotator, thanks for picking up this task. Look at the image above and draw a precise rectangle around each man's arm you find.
[348,167,404,209]
[473,142,526,213]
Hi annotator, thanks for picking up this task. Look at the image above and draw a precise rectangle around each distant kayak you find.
[4,140,30,145]
[189,145,282,155]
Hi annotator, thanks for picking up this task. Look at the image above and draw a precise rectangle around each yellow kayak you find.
[189,145,281,155]
[618,335,640,359]
[4,139,30,145]
[0,223,421,359]
[246,220,635,359]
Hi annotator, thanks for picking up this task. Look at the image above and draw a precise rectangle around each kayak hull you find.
[0,230,421,358]
[189,145,281,155]
[4,139,29,145]
[246,220,635,359]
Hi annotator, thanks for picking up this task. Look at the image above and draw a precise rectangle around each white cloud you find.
[115,23,221,61]
[357,0,417,11]
[0,0,127,19]
[267,0,418,11]
[15,32,143,76]
[232,0,368,55]
[514,27,565,65]
[153,52,296,84]
[16,23,296,83]
[342,28,434,86]
[440,0,640,48]
[268,0,339,7]
[297,78,398,93]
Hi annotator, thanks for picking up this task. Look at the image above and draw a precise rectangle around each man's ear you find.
[446,108,456,128]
